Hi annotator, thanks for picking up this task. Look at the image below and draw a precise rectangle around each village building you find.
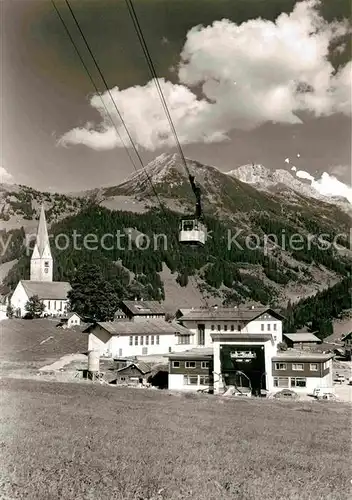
[168,348,213,392]
[10,206,71,317]
[114,308,128,320]
[283,332,321,349]
[57,312,82,329]
[168,308,334,396]
[271,350,334,393]
[341,331,352,360]
[111,361,152,386]
[120,300,165,321]
[85,319,194,358]
[176,306,284,348]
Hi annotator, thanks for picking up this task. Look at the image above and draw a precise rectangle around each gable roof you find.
[20,280,71,300]
[114,308,127,317]
[178,307,284,323]
[284,333,321,343]
[121,300,165,315]
[84,319,190,336]
[341,331,352,341]
[116,361,152,375]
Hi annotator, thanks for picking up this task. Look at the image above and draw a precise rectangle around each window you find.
[198,329,205,346]
[224,325,228,332]
[291,377,306,388]
[178,335,191,345]
[119,349,122,357]
[44,261,49,267]
[230,325,234,331]
[129,336,133,346]
[185,361,196,368]
[267,324,271,331]
[151,335,154,345]
[201,361,209,369]
[273,336,277,341]
[273,323,277,331]
[145,336,149,345]
[48,301,51,309]
[54,301,57,310]
[199,376,209,385]
[140,336,144,345]
[273,377,289,388]
[183,375,198,385]
[238,324,241,332]
[156,335,160,345]
[211,325,215,331]
[310,363,318,371]
[134,336,138,346]
[292,363,304,371]
[217,325,221,332]
[275,363,287,370]
[261,323,264,331]
[172,361,180,368]
[142,347,148,355]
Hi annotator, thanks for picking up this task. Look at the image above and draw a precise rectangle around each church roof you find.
[20,280,71,300]
[34,205,51,258]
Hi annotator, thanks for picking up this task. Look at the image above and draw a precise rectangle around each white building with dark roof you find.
[168,306,334,396]
[176,306,284,348]
[10,205,71,317]
[85,319,195,358]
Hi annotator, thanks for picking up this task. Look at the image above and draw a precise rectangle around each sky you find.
[1,0,351,193]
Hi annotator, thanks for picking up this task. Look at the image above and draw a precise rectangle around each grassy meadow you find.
[0,378,350,500]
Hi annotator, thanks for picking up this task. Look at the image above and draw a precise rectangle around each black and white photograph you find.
[1,1,351,499]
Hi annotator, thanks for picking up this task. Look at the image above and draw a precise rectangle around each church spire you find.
[35,205,51,257]
[30,205,53,282]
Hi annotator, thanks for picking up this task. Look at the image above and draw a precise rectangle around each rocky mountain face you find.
[0,153,351,308]
[227,163,352,215]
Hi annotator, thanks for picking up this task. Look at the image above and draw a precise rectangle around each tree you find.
[68,264,121,321]
[6,303,14,318]
[25,295,45,318]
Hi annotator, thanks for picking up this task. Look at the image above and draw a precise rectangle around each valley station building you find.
[168,307,333,395]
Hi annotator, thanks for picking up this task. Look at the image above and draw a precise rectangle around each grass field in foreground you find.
[0,379,351,500]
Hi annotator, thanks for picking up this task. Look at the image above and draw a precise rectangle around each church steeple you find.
[30,205,53,282]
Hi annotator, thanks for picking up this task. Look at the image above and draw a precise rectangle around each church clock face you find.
[44,268,48,273]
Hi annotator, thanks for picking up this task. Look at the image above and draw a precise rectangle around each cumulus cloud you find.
[0,166,14,184]
[59,0,351,151]
[296,170,352,203]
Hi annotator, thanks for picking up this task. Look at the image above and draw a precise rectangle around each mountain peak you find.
[228,164,352,213]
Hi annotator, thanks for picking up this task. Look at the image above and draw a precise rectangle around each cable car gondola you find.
[179,174,207,247]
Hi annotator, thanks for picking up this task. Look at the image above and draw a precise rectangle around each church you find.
[10,205,71,317]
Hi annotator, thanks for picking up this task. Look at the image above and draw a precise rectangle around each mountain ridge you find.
[0,152,351,312]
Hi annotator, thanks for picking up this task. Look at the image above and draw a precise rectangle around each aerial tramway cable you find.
[53,0,169,217]
[51,0,139,174]
[123,0,205,222]
[52,0,214,313]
